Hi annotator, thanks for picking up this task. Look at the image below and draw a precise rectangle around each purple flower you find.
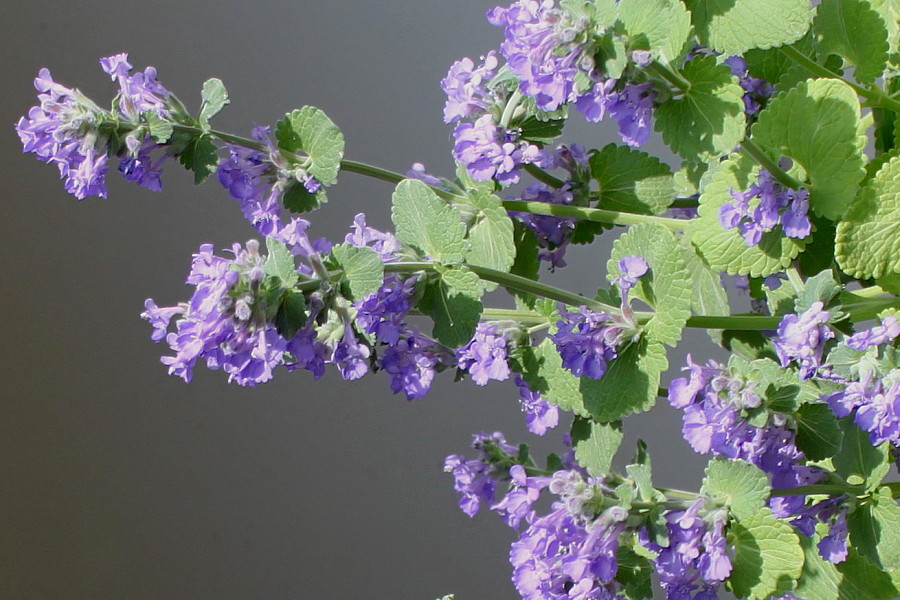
[607,82,656,148]
[144,240,291,386]
[378,332,441,400]
[345,213,399,261]
[552,305,636,380]
[442,52,500,124]
[100,52,170,119]
[847,315,900,350]
[774,302,834,379]
[456,323,512,385]
[511,183,577,269]
[515,375,559,435]
[817,507,849,563]
[453,113,542,185]
[444,432,517,517]
[724,56,774,116]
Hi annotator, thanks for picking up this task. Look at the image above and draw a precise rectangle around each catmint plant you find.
[16,0,900,599]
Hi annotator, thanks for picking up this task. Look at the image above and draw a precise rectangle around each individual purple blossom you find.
[355,276,416,345]
[847,315,900,350]
[607,82,656,148]
[491,464,551,528]
[452,113,542,185]
[345,212,400,261]
[442,51,500,124]
[405,162,444,188]
[817,506,849,564]
[515,375,559,435]
[118,136,167,191]
[611,255,649,295]
[456,323,512,385]
[284,326,329,379]
[719,169,811,246]
[100,52,170,119]
[552,305,637,380]
[331,324,370,381]
[826,374,900,447]
[774,302,834,379]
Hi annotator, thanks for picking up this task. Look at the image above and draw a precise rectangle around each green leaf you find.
[330,243,384,301]
[178,133,218,184]
[581,337,667,421]
[682,239,730,317]
[836,154,900,279]
[275,106,345,186]
[145,112,173,144]
[517,338,590,417]
[654,56,746,161]
[701,458,770,520]
[198,78,229,126]
[420,266,483,347]
[391,179,467,264]
[618,0,692,65]
[815,0,890,84]
[608,222,693,346]
[795,533,900,600]
[626,463,664,503]
[615,546,654,600]
[590,144,675,215]
[797,215,837,277]
[571,417,623,476]
[692,152,809,276]
[795,269,842,314]
[794,403,843,461]
[727,509,804,600]
[752,78,866,221]
[464,190,516,285]
[878,271,900,295]
[849,486,900,571]
[832,418,891,490]
[274,289,307,339]
[684,0,811,55]
[264,237,299,288]
[518,116,565,145]
[282,181,328,213]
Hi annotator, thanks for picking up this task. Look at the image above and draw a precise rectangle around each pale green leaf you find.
[727,509,804,600]
[849,486,900,571]
[198,78,229,126]
[702,458,770,521]
[581,337,667,421]
[275,106,345,186]
[654,56,746,161]
[608,222,692,346]
[264,237,299,288]
[420,266,483,348]
[832,418,892,490]
[391,179,467,264]
[682,238,730,317]
[590,144,675,215]
[794,533,900,600]
[752,78,866,221]
[571,417,623,477]
[618,0,692,65]
[464,190,516,285]
[330,243,384,301]
[836,154,900,279]
[684,0,811,55]
[815,0,890,83]
[518,338,590,418]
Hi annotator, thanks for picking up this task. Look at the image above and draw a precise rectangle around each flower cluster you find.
[16,53,173,199]
[551,256,647,379]
[444,432,519,517]
[774,302,834,380]
[719,168,811,246]
[825,315,900,447]
[217,125,323,242]
[487,0,656,147]
[667,357,855,563]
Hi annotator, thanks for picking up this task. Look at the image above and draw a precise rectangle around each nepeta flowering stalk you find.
[719,168,811,246]
[16,53,174,199]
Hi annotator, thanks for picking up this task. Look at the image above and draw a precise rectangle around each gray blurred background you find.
[1,2,719,598]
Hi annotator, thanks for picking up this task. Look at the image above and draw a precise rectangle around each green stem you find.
[779,46,900,113]
[645,61,691,92]
[339,160,406,186]
[770,484,864,497]
[500,89,523,129]
[849,285,890,299]
[682,314,780,330]
[741,139,803,189]
[786,266,805,294]
[524,163,565,188]
[657,487,700,501]
[480,308,552,324]
[502,200,687,231]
